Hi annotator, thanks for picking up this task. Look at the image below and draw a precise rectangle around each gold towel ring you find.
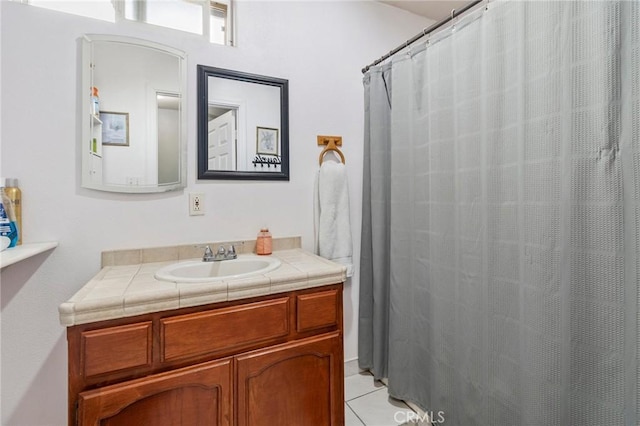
[319,143,346,166]
[317,136,346,166]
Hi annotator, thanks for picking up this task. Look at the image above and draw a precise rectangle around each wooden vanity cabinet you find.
[67,283,344,426]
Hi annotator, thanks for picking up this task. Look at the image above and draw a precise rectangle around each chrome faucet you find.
[202,244,237,262]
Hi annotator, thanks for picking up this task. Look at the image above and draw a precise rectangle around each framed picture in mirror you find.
[256,127,279,156]
[100,111,129,146]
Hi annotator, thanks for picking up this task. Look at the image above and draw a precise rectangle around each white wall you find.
[0,1,430,424]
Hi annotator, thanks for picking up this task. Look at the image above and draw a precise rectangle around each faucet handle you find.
[202,245,214,261]
[228,245,237,257]
[217,245,227,256]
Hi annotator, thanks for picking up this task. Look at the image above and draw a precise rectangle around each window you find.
[27,0,116,22]
[210,2,228,45]
[20,0,233,46]
[124,0,202,36]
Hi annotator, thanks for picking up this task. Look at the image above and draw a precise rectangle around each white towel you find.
[314,161,353,277]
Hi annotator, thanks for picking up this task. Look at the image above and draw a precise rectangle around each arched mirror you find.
[80,35,187,193]
[197,66,289,180]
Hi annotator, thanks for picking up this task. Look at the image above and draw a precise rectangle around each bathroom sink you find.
[154,254,281,283]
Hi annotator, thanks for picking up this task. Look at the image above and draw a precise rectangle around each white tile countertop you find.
[59,248,346,326]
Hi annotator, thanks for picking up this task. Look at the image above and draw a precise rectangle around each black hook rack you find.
[252,155,282,168]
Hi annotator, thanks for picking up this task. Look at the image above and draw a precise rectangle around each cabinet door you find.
[236,332,344,426]
[77,358,232,426]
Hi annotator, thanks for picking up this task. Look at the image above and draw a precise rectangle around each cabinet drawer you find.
[161,297,290,362]
[296,289,339,333]
[81,322,152,377]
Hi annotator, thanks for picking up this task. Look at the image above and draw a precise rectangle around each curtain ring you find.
[450,8,457,32]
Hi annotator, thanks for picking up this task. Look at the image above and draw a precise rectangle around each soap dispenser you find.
[256,228,272,255]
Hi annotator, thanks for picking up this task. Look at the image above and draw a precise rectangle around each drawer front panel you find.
[296,289,339,333]
[161,297,290,362]
[82,322,153,377]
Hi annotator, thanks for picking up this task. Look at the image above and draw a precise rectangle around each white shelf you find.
[0,242,58,269]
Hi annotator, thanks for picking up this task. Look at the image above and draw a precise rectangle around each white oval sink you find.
[154,254,281,283]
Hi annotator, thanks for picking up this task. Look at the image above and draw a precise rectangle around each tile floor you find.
[345,372,419,426]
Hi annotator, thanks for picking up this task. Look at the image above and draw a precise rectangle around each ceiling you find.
[381,0,470,21]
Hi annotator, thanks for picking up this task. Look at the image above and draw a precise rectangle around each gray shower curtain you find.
[360,1,640,424]
[359,64,392,380]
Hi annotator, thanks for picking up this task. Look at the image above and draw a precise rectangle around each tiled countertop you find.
[59,248,346,326]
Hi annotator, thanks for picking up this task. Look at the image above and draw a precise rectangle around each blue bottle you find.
[0,188,18,250]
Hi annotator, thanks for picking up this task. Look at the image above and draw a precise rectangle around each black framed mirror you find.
[197,65,289,180]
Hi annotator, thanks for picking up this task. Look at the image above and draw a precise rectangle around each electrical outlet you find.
[189,193,205,216]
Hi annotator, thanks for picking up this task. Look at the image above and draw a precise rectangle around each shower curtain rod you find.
[361,0,484,74]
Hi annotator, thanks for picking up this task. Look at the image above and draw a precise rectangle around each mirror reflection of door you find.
[207,106,237,171]
[157,93,180,184]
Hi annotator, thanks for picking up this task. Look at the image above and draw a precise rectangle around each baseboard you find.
[344,358,361,377]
